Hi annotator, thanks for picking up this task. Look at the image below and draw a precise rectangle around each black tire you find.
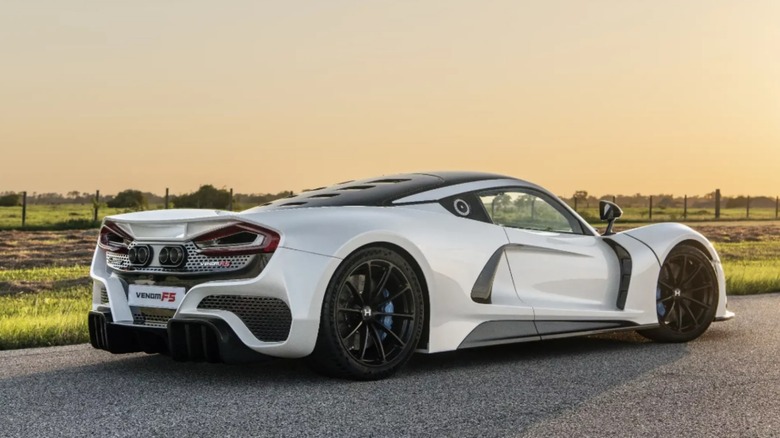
[307,246,425,380]
[639,245,718,343]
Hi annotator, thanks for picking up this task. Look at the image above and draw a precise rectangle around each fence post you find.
[229,188,234,211]
[649,196,653,221]
[612,195,616,204]
[776,196,779,219]
[715,189,721,219]
[683,195,688,220]
[93,190,100,222]
[746,195,751,219]
[165,188,169,209]
[573,197,578,212]
[21,191,27,228]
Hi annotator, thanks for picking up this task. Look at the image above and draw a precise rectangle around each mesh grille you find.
[132,308,176,328]
[106,241,255,275]
[99,287,109,305]
[197,295,292,342]
[107,253,129,267]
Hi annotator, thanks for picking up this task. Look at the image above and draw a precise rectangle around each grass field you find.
[0,222,778,350]
[0,204,127,229]
[713,237,780,295]
[0,286,90,350]
[0,230,95,349]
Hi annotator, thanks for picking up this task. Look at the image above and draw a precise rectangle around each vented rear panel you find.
[197,295,292,342]
[132,308,176,328]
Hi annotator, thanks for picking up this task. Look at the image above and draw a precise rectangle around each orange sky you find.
[1,1,778,197]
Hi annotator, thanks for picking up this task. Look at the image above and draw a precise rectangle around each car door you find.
[477,189,621,319]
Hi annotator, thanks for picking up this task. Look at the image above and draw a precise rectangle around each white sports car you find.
[89,172,734,380]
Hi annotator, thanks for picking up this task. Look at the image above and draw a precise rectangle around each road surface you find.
[1,294,778,437]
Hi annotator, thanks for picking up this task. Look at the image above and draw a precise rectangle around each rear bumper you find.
[88,310,270,363]
[91,246,341,358]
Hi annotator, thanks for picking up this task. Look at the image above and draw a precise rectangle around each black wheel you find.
[307,246,425,380]
[639,245,718,343]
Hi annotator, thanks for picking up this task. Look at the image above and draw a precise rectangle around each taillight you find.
[98,221,132,253]
[193,222,280,256]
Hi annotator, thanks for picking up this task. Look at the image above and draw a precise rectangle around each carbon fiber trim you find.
[197,295,292,342]
[603,238,633,310]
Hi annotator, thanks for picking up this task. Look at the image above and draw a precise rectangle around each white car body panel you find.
[89,172,732,362]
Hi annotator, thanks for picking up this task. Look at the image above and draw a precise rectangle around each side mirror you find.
[600,200,623,236]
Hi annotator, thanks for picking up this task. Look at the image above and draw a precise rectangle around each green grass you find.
[714,240,780,262]
[722,260,780,295]
[0,204,142,230]
[714,239,780,294]
[0,286,91,350]
[0,265,89,283]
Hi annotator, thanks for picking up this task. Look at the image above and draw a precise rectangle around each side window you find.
[479,190,575,233]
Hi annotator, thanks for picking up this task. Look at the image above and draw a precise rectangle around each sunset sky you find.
[1,1,778,198]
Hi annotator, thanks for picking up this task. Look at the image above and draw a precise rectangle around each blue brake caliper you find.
[379,289,394,341]
[656,286,666,317]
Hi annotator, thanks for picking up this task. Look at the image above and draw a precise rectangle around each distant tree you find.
[725,196,748,209]
[655,194,676,209]
[234,190,295,207]
[0,192,21,207]
[751,196,776,208]
[573,190,589,208]
[173,185,231,209]
[142,191,165,205]
[493,193,513,209]
[34,192,65,204]
[107,189,148,210]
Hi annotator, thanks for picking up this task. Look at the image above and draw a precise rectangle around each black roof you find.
[253,171,510,210]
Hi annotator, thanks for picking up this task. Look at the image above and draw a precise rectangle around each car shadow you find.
[40,330,671,385]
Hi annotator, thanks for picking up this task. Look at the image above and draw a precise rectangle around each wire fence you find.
[565,190,780,223]
[1,188,779,230]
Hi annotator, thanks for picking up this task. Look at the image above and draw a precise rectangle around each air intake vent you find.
[278,202,308,207]
[133,308,176,327]
[368,178,411,184]
[197,295,292,342]
[308,193,340,199]
[338,185,375,191]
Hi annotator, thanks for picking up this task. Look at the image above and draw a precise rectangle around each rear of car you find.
[88,212,331,362]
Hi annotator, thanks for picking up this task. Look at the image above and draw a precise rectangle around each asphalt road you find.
[2,294,779,437]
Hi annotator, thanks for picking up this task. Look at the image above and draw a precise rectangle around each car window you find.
[479,190,574,233]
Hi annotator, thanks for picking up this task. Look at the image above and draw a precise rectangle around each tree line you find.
[569,191,778,209]
[0,186,294,210]
[0,187,777,211]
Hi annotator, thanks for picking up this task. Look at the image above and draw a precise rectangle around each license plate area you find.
[128,284,185,309]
